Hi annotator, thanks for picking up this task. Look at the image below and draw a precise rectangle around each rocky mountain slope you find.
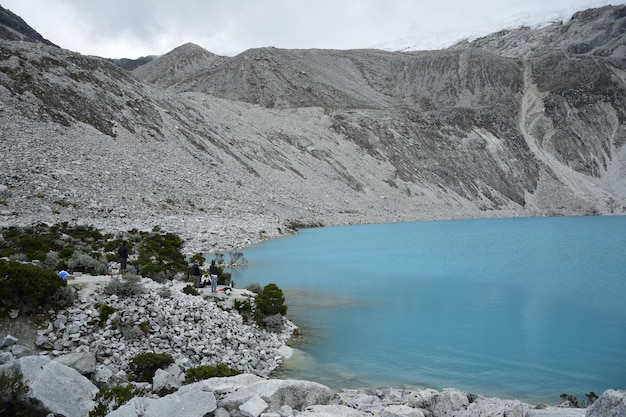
[1,5,625,254]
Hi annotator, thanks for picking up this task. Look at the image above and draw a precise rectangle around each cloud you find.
[1,0,616,58]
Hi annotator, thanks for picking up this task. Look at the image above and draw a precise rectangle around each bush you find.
[255,283,287,326]
[89,384,145,417]
[559,392,599,408]
[182,285,199,296]
[129,352,174,383]
[134,232,187,279]
[189,253,205,266]
[41,251,62,269]
[184,364,241,383]
[0,371,29,412]
[137,263,172,282]
[66,251,107,274]
[262,314,285,333]
[99,304,116,326]
[48,285,77,309]
[0,260,67,313]
[103,274,144,297]
[218,270,232,286]
[233,298,254,324]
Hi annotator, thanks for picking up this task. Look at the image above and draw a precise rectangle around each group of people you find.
[191,259,219,292]
[116,240,220,292]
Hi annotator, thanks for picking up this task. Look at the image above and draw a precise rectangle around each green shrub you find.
[129,352,174,383]
[104,239,125,253]
[262,314,284,333]
[184,364,241,383]
[255,283,287,327]
[182,285,199,296]
[89,384,145,417]
[41,251,62,269]
[103,274,144,297]
[189,253,205,265]
[63,224,104,242]
[48,285,77,309]
[59,245,75,259]
[0,371,29,408]
[66,251,107,274]
[8,253,28,262]
[559,392,599,408]
[0,260,67,313]
[233,298,254,324]
[218,270,232,286]
[134,232,187,278]
[99,304,116,325]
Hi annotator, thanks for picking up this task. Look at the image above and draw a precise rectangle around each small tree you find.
[0,371,29,415]
[255,283,287,327]
[189,253,205,266]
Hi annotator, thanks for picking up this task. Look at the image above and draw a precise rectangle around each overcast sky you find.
[2,0,618,58]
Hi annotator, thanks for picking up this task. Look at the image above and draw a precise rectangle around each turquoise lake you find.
[229,216,626,405]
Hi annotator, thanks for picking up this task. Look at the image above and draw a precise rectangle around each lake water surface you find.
[229,216,626,404]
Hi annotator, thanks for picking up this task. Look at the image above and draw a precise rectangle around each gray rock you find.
[278,404,294,417]
[0,361,17,377]
[34,335,52,349]
[240,394,269,417]
[411,388,470,416]
[252,379,332,410]
[10,344,34,358]
[298,404,367,417]
[0,351,14,364]
[152,367,182,396]
[17,355,98,417]
[109,382,217,417]
[54,351,97,375]
[526,408,586,417]
[585,389,626,417]
[93,363,115,386]
[1,334,18,347]
[382,404,426,417]
[206,374,267,395]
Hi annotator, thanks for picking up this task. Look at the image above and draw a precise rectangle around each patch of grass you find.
[184,364,241,383]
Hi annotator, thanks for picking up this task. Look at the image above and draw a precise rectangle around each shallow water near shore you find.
[229,216,626,405]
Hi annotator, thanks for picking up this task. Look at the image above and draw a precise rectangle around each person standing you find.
[191,262,202,288]
[209,260,218,293]
[117,240,129,276]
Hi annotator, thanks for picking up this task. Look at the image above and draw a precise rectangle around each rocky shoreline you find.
[1,274,624,416]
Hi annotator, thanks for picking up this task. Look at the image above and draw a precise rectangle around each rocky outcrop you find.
[16,355,98,417]
[22,277,295,380]
[3,355,624,417]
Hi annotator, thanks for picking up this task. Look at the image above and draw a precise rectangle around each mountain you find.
[105,55,158,71]
[1,5,625,253]
[0,4,57,46]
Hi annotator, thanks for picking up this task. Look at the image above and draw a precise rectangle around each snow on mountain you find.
[372,0,618,52]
